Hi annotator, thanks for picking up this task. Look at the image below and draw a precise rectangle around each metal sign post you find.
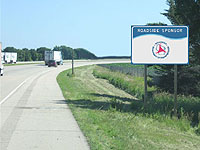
[144,65,148,108]
[174,65,178,115]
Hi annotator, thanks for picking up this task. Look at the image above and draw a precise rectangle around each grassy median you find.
[4,62,43,66]
[57,65,200,150]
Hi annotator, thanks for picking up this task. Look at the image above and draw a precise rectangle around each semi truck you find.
[0,42,4,76]
[44,51,63,65]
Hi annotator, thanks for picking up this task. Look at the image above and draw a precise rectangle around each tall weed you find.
[93,65,200,125]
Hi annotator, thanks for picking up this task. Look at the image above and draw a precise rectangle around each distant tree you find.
[36,47,51,61]
[17,50,25,61]
[74,48,97,59]
[53,46,76,59]
[3,47,18,52]
[52,46,60,51]
[147,22,167,26]
[3,45,97,62]
[22,48,32,61]
[37,53,43,61]
[30,49,38,61]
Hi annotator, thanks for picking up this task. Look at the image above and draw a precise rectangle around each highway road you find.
[0,59,130,150]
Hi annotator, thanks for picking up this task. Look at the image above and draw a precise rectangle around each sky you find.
[0,0,171,56]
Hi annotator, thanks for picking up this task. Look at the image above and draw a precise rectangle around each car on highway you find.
[0,64,4,76]
[48,60,57,67]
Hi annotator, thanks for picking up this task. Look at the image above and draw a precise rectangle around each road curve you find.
[0,59,130,150]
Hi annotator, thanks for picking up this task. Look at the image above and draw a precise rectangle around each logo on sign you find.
[152,41,170,59]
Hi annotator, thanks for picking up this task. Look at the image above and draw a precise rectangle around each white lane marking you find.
[0,69,54,105]
[0,78,29,105]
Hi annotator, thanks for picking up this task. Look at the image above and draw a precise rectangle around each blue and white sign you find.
[131,26,189,64]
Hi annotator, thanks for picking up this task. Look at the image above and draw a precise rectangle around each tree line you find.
[3,46,97,61]
[149,0,200,97]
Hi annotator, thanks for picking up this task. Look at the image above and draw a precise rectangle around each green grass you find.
[93,65,156,100]
[57,65,200,150]
[4,62,43,66]
[94,65,200,123]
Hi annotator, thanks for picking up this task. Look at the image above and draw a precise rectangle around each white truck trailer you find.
[10,52,17,63]
[0,42,4,76]
[44,51,63,65]
[3,52,17,64]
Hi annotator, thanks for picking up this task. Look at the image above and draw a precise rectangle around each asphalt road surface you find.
[0,59,130,150]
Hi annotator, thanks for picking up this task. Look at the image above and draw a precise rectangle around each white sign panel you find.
[131,26,189,64]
